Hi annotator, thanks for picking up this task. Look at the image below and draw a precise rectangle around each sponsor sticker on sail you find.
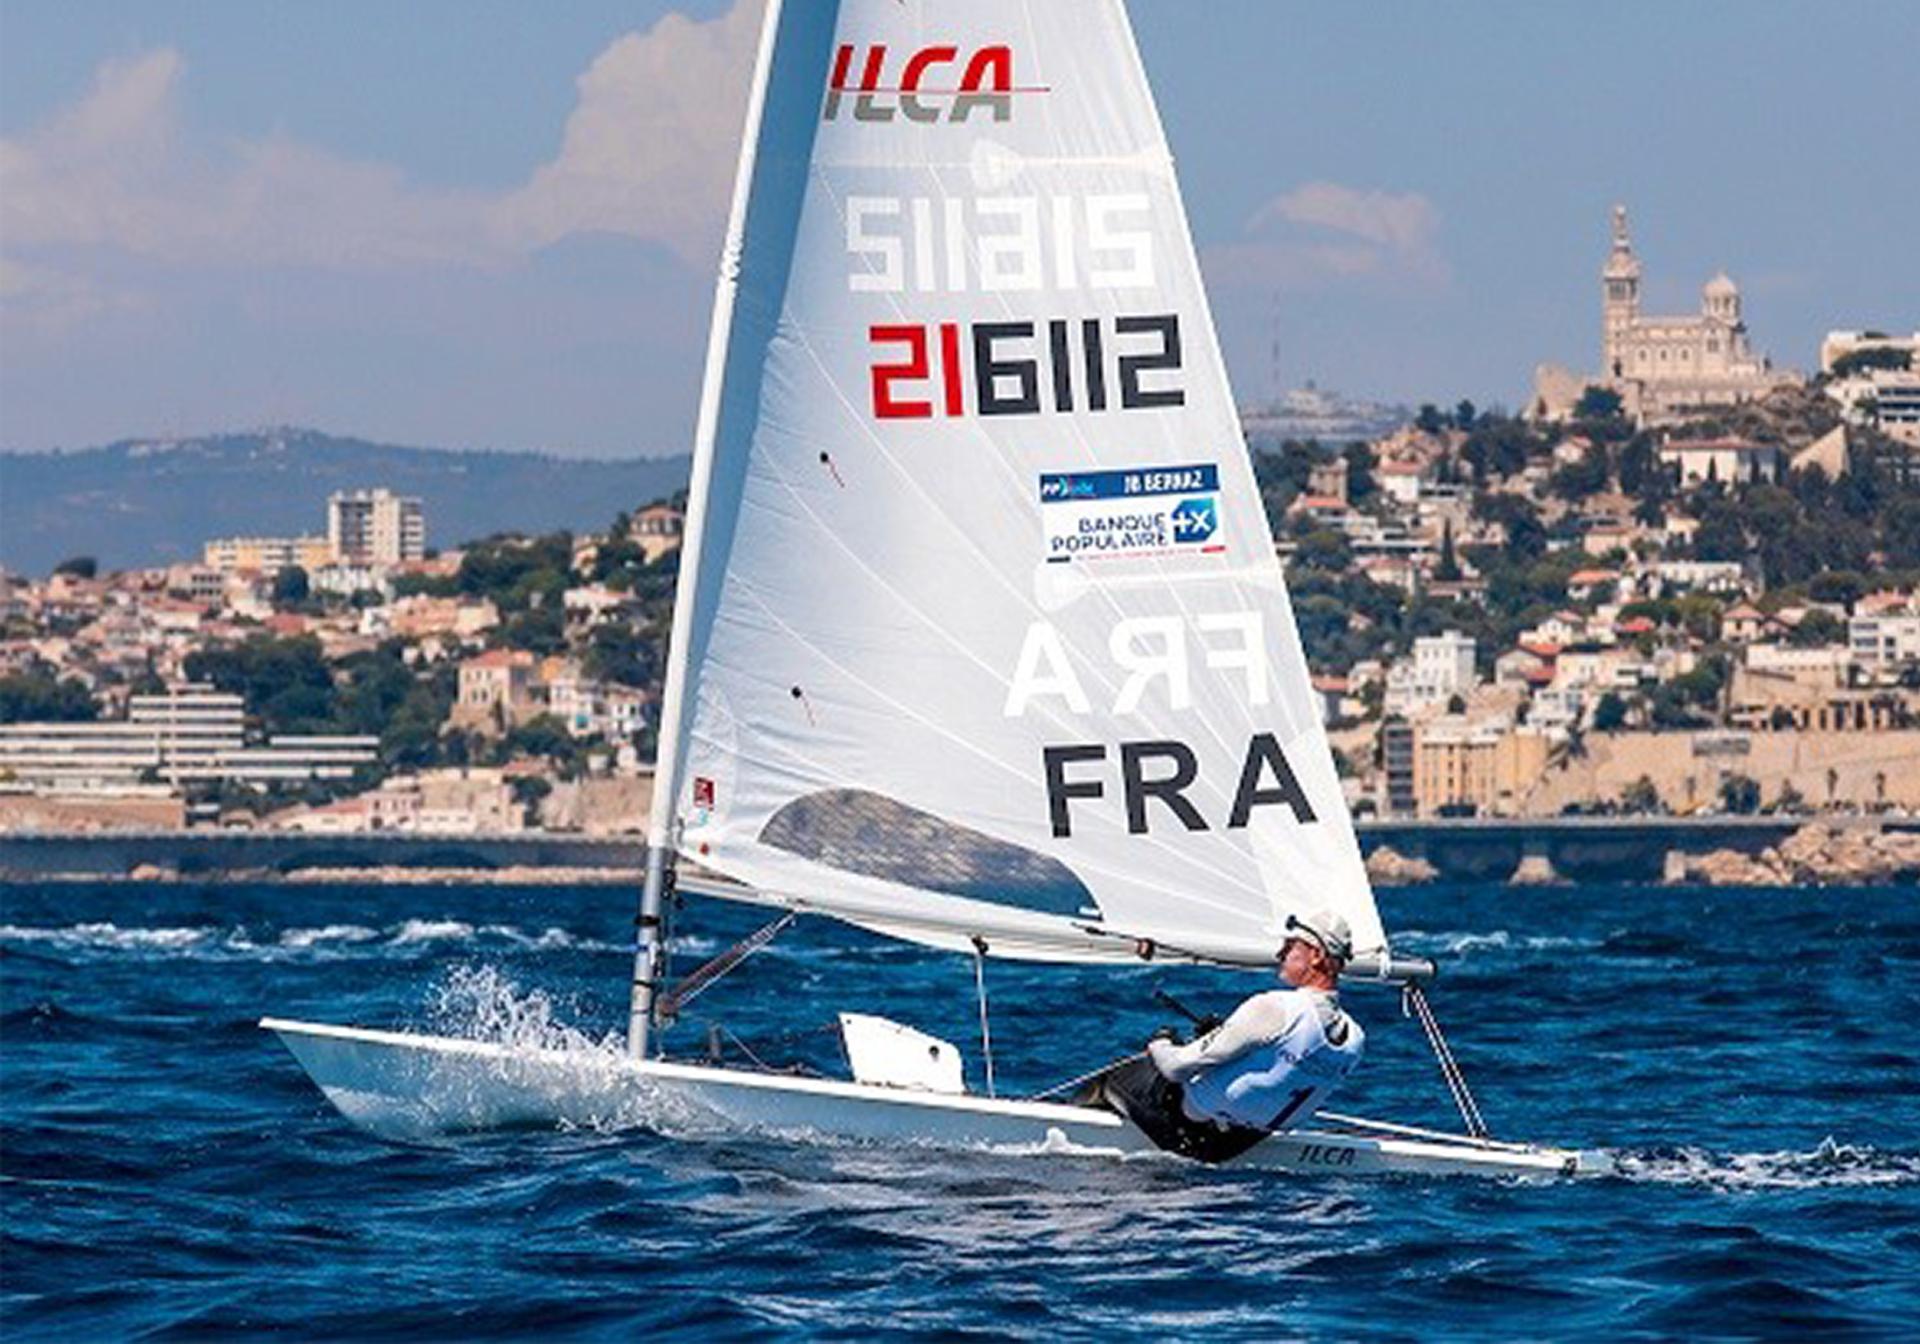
[1038,462,1225,563]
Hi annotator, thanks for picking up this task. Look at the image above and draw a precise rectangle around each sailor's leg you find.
[1096,1059,1271,1164]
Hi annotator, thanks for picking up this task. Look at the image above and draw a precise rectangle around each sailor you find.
[1097,908,1366,1163]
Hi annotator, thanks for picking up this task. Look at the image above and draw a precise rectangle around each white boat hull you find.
[263,1018,1592,1179]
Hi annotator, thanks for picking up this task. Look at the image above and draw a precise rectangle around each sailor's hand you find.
[1146,1036,1181,1075]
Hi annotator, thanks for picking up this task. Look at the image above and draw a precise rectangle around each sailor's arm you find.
[1147,993,1292,1082]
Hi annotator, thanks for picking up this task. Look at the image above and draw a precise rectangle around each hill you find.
[0,429,691,575]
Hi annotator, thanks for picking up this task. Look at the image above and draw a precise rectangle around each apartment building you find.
[328,489,426,566]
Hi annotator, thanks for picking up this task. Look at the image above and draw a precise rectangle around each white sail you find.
[657,0,1386,965]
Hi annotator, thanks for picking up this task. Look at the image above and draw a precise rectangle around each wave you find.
[279,924,381,949]
[1392,929,1596,957]
[0,921,215,951]
[1609,1138,1920,1190]
[0,920,628,961]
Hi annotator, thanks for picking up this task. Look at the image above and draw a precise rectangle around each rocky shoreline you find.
[10,826,1918,888]
[1666,823,1920,887]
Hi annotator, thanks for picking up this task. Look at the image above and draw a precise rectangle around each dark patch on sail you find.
[758,789,1097,919]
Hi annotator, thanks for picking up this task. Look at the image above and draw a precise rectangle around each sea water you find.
[3,879,1916,1339]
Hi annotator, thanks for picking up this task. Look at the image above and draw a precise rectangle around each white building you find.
[546,676,648,741]
[0,684,376,791]
[1849,614,1920,670]
[1657,437,1783,486]
[1653,560,1747,595]
[1384,631,1477,714]
[328,489,426,566]
[1820,330,1920,374]
[1821,333,1920,444]
[310,563,393,599]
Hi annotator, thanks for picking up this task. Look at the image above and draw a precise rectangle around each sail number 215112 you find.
[869,315,1184,419]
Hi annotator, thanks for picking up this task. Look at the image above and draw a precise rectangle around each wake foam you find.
[423,965,623,1057]
[1610,1138,1920,1190]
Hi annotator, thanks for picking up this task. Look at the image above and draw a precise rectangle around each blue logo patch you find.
[1171,497,1217,543]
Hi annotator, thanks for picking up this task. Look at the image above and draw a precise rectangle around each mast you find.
[629,0,796,1058]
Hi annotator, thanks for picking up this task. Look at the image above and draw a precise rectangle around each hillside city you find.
[4,211,1919,838]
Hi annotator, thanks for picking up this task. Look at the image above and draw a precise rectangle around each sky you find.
[3,0,1915,458]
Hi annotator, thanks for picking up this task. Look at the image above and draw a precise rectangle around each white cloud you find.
[497,1,765,263]
[0,255,146,340]
[1205,181,1446,291]
[1252,182,1439,256]
[0,0,765,281]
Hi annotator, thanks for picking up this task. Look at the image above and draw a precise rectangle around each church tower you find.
[1601,204,1641,379]
[1701,271,1742,373]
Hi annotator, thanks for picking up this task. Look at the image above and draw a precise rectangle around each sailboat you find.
[266,0,1593,1179]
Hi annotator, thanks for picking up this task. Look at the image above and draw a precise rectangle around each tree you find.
[1829,346,1912,378]
[184,636,335,733]
[583,623,653,688]
[457,532,573,612]
[1434,519,1462,582]
[1807,571,1867,610]
[53,555,98,579]
[1592,692,1630,732]
[1617,433,1659,496]
[1292,528,1353,574]
[1476,493,1547,563]
[1675,594,1725,643]
[1453,399,1477,430]
[392,572,459,599]
[1550,446,1611,500]
[1719,773,1761,815]
[1415,403,1446,435]
[1619,776,1663,814]
[0,672,98,723]
[510,774,553,821]
[1574,386,1624,420]
[1343,441,1378,502]
[496,604,567,655]
[500,714,586,777]
[1788,609,1845,648]
[273,566,310,606]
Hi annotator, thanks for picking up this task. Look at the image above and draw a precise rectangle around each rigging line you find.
[972,935,996,1099]
[1071,919,1274,969]
[1025,1049,1145,1104]
[1404,983,1489,1140]
[656,911,798,1022]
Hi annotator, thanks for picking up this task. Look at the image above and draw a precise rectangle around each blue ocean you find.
[4,877,1917,1340]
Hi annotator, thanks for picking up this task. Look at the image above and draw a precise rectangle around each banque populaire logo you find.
[1037,464,1227,565]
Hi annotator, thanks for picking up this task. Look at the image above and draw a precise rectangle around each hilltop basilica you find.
[1532,206,1796,425]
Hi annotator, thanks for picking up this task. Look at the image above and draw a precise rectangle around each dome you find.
[1704,271,1739,298]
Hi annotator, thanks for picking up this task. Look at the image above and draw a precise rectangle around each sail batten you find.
[665,0,1388,966]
